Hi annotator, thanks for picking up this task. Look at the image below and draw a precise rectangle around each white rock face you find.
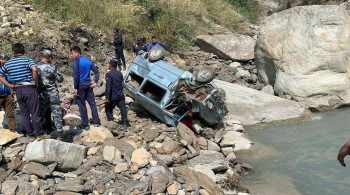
[196,34,256,61]
[214,79,310,126]
[256,5,350,110]
[220,131,253,152]
[24,139,86,171]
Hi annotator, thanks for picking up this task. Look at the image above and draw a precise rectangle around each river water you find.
[241,108,350,195]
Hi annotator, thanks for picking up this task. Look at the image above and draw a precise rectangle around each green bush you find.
[228,0,260,22]
[25,0,255,50]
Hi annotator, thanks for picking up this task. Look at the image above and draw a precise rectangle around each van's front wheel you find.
[195,67,215,83]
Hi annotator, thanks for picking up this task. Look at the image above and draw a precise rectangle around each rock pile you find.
[0,109,254,194]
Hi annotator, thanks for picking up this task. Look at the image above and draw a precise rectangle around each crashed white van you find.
[123,47,228,127]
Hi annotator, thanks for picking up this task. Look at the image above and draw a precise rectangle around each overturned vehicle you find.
[123,47,228,128]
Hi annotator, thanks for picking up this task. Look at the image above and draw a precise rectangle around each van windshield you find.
[140,81,166,103]
[127,72,144,90]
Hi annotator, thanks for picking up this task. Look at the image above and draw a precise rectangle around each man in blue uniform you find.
[105,59,129,129]
[0,54,15,132]
[142,37,150,51]
[111,27,126,71]
[132,36,147,59]
[70,46,100,130]
[37,49,64,136]
[148,36,167,50]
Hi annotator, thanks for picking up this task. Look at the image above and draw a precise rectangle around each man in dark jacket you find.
[132,36,147,59]
[105,59,129,129]
[111,27,126,71]
[0,54,15,132]
[70,46,100,130]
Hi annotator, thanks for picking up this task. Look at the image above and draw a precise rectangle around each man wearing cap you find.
[141,37,150,51]
[0,54,15,132]
[105,59,129,129]
[132,36,147,59]
[111,27,126,71]
[70,46,100,130]
[0,43,47,140]
[37,49,64,137]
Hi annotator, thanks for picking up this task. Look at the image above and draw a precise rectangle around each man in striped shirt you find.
[0,43,47,139]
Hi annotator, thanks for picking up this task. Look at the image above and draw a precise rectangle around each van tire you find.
[195,67,215,83]
[148,46,165,61]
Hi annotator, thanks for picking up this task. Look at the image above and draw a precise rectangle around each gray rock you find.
[156,154,174,166]
[235,68,251,79]
[151,171,169,194]
[226,152,237,162]
[256,5,350,110]
[74,156,103,175]
[1,180,38,195]
[196,34,256,61]
[93,84,106,97]
[173,166,224,195]
[260,85,274,95]
[24,139,86,172]
[55,181,92,193]
[162,140,180,154]
[0,28,8,36]
[177,122,196,145]
[198,137,220,152]
[193,165,216,183]
[142,128,159,142]
[23,162,56,178]
[214,79,311,126]
[220,131,252,151]
[105,139,135,158]
[187,150,228,172]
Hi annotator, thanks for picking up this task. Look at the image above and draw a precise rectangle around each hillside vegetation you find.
[24,0,259,50]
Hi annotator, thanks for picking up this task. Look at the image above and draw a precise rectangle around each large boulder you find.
[24,139,86,171]
[256,5,350,110]
[214,79,310,126]
[196,34,256,61]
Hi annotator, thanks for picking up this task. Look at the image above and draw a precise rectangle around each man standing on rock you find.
[0,43,48,140]
[70,46,100,130]
[111,27,126,71]
[37,49,64,137]
[0,54,15,132]
[105,59,129,129]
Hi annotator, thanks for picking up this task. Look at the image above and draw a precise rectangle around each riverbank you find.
[240,108,350,195]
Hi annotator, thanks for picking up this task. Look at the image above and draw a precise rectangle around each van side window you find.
[127,72,144,90]
[140,81,166,103]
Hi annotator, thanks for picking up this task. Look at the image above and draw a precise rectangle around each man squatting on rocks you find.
[105,59,129,129]
[0,43,49,140]
[0,54,15,132]
[37,49,64,137]
[71,46,101,130]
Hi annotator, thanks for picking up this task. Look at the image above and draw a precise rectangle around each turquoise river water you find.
[241,107,350,195]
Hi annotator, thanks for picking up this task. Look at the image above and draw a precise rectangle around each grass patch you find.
[25,0,255,50]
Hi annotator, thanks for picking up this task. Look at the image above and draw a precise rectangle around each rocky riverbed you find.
[2,0,350,194]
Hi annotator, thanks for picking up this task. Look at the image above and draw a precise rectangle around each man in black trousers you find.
[105,59,129,129]
[111,27,126,71]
